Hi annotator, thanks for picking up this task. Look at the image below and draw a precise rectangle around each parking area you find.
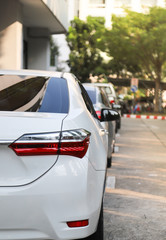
[104,117,166,240]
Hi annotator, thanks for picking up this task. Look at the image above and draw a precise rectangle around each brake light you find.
[59,137,90,158]
[110,100,115,104]
[96,110,101,119]
[9,142,59,156]
[9,129,91,158]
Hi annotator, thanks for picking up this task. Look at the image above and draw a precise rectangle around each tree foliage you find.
[66,8,166,112]
[66,16,106,82]
[105,7,166,112]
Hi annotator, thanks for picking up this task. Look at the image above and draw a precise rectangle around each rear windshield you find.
[0,75,69,113]
[103,86,113,95]
[84,87,96,104]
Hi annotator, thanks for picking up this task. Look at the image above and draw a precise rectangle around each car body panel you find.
[0,113,66,186]
[0,156,105,240]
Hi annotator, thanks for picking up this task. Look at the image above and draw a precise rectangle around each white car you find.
[0,69,119,240]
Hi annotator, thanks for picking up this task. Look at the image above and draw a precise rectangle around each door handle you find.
[100,129,109,135]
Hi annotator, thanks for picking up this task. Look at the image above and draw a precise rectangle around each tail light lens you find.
[67,219,89,228]
[110,100,115,104]
[96,110,101,119]
[9,129,91,158]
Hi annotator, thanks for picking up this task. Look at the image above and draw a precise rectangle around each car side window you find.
[100,88,110,107]
[78,82,98,119]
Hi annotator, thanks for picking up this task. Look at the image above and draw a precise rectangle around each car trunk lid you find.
[0,112,66,186]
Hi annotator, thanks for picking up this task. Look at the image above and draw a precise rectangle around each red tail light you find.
[59,137,90,158]
[9,142,59,156]
[9,129,90,158]
[96,110,101,119]
[67,219,89,228]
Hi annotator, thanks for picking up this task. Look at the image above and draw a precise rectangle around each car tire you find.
[112,143,115,153]
[107,156,112,168]
[115,122,118,133]
[82,201,104,240]
[118,118,121,129]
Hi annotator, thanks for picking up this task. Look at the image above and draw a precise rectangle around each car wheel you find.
[82,201,104,240]
[107,156,112,168]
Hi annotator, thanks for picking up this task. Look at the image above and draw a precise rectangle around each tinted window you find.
[38,77,69,113]
[86,89,96,104]
[83,86,96,104]
[0,75,69,113]
[99,89,110,107]
[103,86,112,95]
[78,83,98,119]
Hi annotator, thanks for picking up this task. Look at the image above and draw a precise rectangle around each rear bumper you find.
[0,156,106,240]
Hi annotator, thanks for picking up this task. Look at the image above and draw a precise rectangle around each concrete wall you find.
[43,0,69,29]
[0,0,23,69]
[0,0,66,70]
[28,37,50,70]
[0,0,50,70]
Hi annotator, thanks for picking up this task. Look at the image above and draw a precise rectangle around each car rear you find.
[0,70,107,240]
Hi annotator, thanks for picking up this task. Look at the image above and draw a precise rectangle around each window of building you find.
[89,0,105,4]
[89,0,105,8]
[114,0,132,8]
[140,0,157,6]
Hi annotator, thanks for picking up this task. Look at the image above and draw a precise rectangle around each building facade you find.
[53,0,166,72]
[1,0,165,71]
[79,0,166,28]
[0,0,68,70]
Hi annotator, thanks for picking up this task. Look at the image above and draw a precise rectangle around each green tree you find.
[105,7,166,112]
[66,16,106,82]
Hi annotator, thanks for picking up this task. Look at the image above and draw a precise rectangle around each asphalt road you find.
[104,117,166,240]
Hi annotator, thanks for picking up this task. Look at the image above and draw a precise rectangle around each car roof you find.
[83,83,96,89]
[0,69,72,79]
[83,83,101,92]
[93,82,114,87]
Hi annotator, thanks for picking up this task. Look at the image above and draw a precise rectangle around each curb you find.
[123,114,166,120]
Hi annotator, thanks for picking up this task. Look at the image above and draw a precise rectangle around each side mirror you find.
[100,108,120,122]
[112,103,121,110]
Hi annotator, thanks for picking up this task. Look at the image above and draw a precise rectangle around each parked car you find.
[0,69,119,240]
[83,83,118,168]
[93,83,122,132]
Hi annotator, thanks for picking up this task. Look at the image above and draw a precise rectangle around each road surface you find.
[104,117,166,240]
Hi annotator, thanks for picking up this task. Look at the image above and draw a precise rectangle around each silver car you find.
[94,83,122,132]
[83,83,118,168]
